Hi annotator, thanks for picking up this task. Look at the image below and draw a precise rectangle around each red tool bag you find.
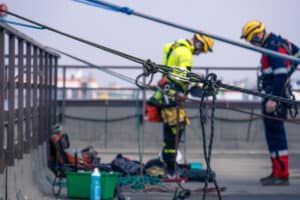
[144,103,162,122]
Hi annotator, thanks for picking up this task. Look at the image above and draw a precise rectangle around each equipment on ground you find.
[90,168,101,200]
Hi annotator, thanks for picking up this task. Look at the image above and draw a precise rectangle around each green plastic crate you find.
[66,171,119,199]
[101,171,120,199]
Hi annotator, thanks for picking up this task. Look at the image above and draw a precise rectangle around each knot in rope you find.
[142,59,158,76]
[201,73,220,98]
[205,73,218,89]
[135,59,158,89]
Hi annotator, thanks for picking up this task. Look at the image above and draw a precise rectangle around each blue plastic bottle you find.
[90,168,101,200]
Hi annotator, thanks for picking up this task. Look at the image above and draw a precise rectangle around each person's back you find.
[162,39,193,67]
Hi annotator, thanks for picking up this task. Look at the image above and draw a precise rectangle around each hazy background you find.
[2,0,300,87]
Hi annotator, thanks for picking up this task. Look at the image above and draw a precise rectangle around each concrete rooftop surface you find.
[7,150,297,200]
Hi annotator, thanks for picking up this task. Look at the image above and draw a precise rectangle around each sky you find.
[2,0,300,87]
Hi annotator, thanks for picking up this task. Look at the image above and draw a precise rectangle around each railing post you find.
[0,28,5,172]
[62,66,66,123]
[104,100,108,149]
[53,58,58,124]
[16,38,24,159]
[24,42,32,153]
[49,55,53,136]
[38,49,44,145]
[45,53,50,138]
[32,46,38,148]
[7,34,15,166]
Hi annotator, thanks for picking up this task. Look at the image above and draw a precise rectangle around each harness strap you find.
[165,41,189,66]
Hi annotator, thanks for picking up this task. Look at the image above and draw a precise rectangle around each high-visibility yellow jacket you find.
[151,39,194,126]
[162,39,194,68]
[162,39,194,91]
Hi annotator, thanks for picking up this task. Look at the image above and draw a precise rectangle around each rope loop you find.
[135,59,159,89]
[142,59,158,76]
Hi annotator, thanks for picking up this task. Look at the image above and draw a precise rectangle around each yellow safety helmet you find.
[241,20,265,42]
[194,33,214,53]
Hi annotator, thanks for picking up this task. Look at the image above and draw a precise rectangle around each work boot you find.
[260,173,273,183]
[260,175,289,186]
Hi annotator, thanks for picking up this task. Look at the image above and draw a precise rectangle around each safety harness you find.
[257,38,299,119]
[164,40,191,66]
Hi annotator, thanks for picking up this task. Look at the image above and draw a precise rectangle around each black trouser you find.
[162,122,185,175]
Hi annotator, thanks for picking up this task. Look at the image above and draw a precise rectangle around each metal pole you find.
[62,66,66,123]
[53,58,58,124]
[104,100,108,149]
[38,49,43,145]
[0,28,5,172]
[32,46,38,148]
[17,38,24,159]
[24,42,32,153]
[7,33,15,166]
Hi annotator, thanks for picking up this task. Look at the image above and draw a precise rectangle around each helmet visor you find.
[194,40,203,51]
[250,34,261,45]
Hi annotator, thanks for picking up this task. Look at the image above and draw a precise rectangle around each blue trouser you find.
[262,100,289,177]
[262,100,288,153]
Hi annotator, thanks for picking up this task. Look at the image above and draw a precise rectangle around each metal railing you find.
[57,65,300,101]
[0,23,59,173]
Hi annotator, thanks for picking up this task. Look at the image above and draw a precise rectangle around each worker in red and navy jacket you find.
[241,20,299,186]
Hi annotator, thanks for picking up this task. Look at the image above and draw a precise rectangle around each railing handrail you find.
[0,23,59,57]
[57,64,300,71]
[58,65,260,71]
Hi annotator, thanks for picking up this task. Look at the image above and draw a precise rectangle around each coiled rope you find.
[199,74,222,199]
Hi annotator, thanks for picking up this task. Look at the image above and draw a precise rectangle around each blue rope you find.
[72,0,300,64]
[72,0,133,15]
[0,18,44,29]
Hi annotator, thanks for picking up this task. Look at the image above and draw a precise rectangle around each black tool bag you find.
[111,154,143,175]
[178,168,215,182]
[144,157,164,169]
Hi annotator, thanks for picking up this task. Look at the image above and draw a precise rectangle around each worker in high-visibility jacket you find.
[241,20,299,186]
[155,33,214,177]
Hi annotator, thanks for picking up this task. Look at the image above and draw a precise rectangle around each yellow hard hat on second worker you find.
[194,33,214,52]
[241,20,265,42]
